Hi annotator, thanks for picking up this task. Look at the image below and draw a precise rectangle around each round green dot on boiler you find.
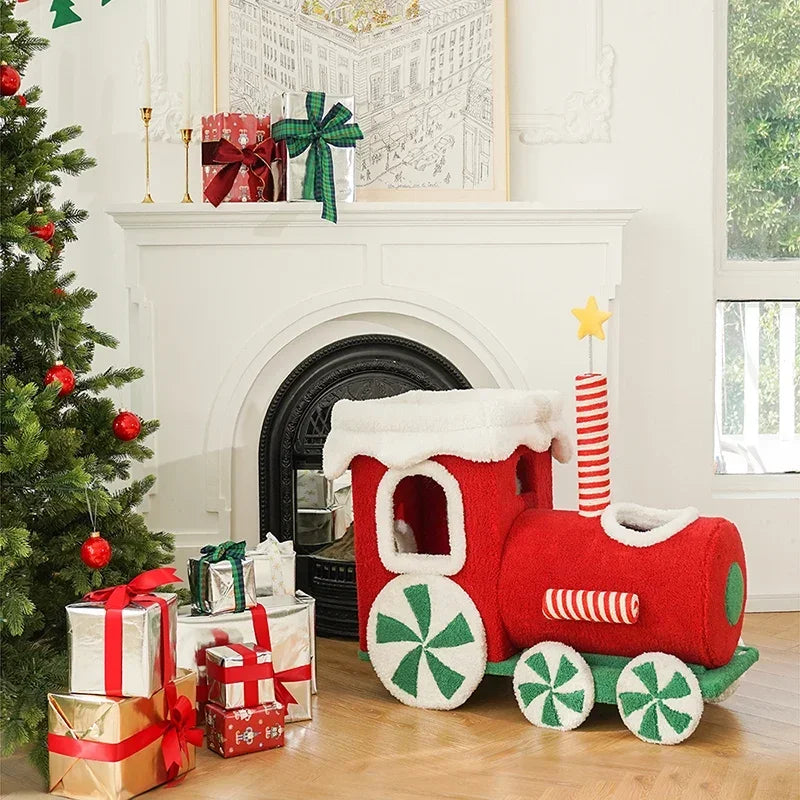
[725,562,744,625]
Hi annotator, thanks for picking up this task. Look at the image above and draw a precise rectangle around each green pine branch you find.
[0,0,175,773]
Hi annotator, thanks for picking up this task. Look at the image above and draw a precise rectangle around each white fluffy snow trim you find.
[601,503,700,548]
[322,388,573,479]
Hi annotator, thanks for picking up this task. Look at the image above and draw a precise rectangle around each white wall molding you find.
[510,0,615,145]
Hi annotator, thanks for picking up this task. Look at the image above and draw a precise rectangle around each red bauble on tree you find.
[81,531,112,569]
[1,61,21,96]
[44,361,75,396]
[16,94,26,106]
[30,208,56,242]
[112,409,141,441]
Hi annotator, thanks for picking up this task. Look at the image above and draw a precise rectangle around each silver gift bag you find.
[246,533,296,597]
[66,593,177,698]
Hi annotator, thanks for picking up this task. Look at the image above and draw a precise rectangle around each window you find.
[375,461,466,576]
[714,0,800,475]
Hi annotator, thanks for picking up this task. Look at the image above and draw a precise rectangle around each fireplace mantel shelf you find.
[108,202,638,230]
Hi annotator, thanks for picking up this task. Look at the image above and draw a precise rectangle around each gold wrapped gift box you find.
[48,669,197,800]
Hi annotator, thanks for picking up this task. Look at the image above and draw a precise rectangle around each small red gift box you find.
[205,701,285,758]
[205,642,274,710]
[201,113,281,205]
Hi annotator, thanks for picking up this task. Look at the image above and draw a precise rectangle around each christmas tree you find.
[0,2,174,774]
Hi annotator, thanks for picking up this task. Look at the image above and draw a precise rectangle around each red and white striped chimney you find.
[575,373,611,517]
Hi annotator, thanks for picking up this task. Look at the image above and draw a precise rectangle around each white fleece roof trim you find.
[323,389,573,479]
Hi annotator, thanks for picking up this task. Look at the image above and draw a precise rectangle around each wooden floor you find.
[3,612,799,800]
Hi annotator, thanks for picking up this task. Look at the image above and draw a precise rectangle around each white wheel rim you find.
[616,653,703,744]
[513,642,595,730]
[367,575,486,710]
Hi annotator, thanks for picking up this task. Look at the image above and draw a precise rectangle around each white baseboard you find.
[746,594,800,613]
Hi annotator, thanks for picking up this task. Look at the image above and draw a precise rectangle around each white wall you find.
[16,0,799,608]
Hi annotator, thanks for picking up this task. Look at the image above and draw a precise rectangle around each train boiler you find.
[322,389,759,745]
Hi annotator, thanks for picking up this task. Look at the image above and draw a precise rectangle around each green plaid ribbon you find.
[197,540,248,613]
[271,92,364,223]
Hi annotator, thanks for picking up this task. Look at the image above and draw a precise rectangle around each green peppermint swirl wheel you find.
[366,575,487,710]
[616,652,703,745]
[513,642,595,731]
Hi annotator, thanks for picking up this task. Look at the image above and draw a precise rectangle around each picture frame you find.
[213,0,509,201]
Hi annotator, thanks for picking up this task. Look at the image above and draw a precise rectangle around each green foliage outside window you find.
[727,0,800,259]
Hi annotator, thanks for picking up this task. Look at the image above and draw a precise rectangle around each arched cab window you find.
[375,460,466,576]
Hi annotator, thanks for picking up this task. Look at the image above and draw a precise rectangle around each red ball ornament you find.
[16,94,26,107]
[53,287,66,297]
[81,531,112,570]
[45,361,76,396]
[30,208,55,242]
[0,62,21,96]
[112,409,141,441]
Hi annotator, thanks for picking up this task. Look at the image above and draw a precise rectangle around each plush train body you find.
[323,390,759,745]
[500,508,746,669]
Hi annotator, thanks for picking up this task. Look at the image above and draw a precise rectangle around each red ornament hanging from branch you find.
[45,361,75,396]
[112,409,141,441]
[0,62,21,96]
[80,531,112,569]
[16,94,26,107]
[30,207,56,242]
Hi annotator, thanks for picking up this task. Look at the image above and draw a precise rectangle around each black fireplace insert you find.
[258,334,470,638]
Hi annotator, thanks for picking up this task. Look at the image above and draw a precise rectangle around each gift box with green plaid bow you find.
[271,92,364,223]
[188,541,257,616]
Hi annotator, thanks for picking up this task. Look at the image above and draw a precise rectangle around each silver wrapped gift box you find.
[246,533,295,597]
[177,593,315,722]
[206,642,275,710]
[272,92,357,205]
[187,555,257,616]
[66,592,177,698]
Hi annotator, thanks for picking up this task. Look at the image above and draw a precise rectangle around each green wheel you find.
[366,575,487,710]
[513,642,595,731]
[616,652,703,745]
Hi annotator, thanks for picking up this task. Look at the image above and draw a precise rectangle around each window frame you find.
[712,0,800,487]
[374,460,467,577]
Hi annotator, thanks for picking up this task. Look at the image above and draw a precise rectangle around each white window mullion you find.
[742,302,760,443]
[778,302,796,442]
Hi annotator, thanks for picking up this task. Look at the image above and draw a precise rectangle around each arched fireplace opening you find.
[258,334,471,638]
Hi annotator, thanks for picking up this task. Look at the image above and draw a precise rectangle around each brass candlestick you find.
[180,128,193,203]
[140,107,154,203]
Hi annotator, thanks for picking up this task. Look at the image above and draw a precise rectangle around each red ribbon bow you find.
[202,137,276,206]
[84,567,181,697]
[161,681,204,781]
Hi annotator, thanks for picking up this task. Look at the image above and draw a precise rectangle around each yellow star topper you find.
[571,296,612,340]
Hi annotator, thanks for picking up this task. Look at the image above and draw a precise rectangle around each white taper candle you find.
[140,40,151,108]
[182,63,191,128]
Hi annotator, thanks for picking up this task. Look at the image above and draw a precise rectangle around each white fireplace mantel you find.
[108,202,637,573]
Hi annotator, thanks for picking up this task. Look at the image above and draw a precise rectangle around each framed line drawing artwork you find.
[214,0,509,201]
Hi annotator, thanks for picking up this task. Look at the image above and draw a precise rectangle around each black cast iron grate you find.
[258,334,470,638]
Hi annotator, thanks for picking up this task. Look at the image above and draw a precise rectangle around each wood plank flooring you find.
[2,612,798,800]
